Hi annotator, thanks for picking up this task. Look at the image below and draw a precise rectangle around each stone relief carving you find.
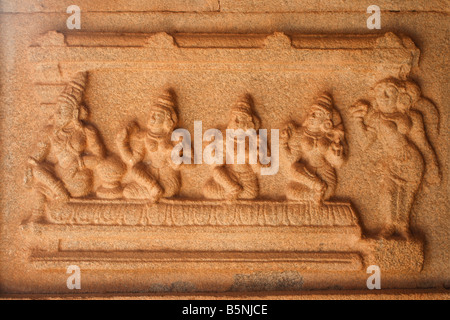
[115,89,182,202]
[349,77,441,238]
[203,94,263,200]
[24,72,125,209]
[281,93,346,206]
[24,70,438,246]
[25,78,357,224]
[45,199,359,227]
[21,32,434,279]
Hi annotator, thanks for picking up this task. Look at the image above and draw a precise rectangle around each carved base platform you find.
[21,199,423,292]
[44,199,360,227]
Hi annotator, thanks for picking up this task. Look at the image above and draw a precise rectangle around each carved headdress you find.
[373,78,440,136]
[309,93,344,130]
[150,89,178,128]
[306,93,345,143]
[230,94,261,129]
[56,71,89,121]
[310,93,333,118]
[57,71,87,107]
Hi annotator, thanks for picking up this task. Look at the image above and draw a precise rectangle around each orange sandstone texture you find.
[0,1,448,299]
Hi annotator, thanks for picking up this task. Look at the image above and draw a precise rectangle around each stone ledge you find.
[44,199,360,227]
[30,251,364,272]
[3,289,448,300]
[220,0,449,13]
[2,1,448,13]
[0,0,219,13]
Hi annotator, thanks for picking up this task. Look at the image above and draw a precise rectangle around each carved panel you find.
[2,25,444,297]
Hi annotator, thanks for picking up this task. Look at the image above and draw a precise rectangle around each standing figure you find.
[203,94,264,200]
[116,89,181,202]
[349,78,440,238]
[280,93,346,205]
[25,72,125,205]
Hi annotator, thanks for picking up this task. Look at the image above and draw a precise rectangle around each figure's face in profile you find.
[147,108,172,135]
[228,111,255,131]
[305,107,329,132]
[374,84,398,113]
[55,103,74,128]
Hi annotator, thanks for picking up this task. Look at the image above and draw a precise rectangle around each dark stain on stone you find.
[149,281,196,293]
[230,271,303,292]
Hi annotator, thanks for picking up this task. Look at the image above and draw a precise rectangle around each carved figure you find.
[349,78,440,238]
[281,93,346,205]
[116,89,181,202]
[25,72,125,204]
[203,94,265,200]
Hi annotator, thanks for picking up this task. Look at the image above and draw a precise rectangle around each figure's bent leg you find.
[63,168,93,198]
[394,184,418,239]
[123,182,151,200]
[31,165,70,201]
[316,165,337,201]
[203,178,226,199]
[288,162,325,204]
[211,166,242,199]
[159,167,181,198]
[124,163,162,201]
[290,162,325,191]
[378,176,397,238]
[238,172,259,199]
[96,155,126,199]
[286,181,314,202]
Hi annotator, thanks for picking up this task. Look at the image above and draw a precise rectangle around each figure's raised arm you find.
[349,100,377,149]
[325,139,345,168]
[116,122,144,166]
[85,124,106,159]
[28,133,51,165]
[409,110,441,185]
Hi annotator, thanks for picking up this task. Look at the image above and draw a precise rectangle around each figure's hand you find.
[349,101,369,119]
[24,166,33,187]
[82,155,100,169]
[117,122,139,142]
[116,127,129,142]
[280,123,295,144]
[331,141,344,157]
[54,189,71,202]
[25,157,39,186]
[425,165,441,186]
[27,157,38,166]
[313,179,327,193]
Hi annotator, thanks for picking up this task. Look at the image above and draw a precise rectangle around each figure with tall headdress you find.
[116,89,181,202]
[25,71,125,207]
[349,78,440,238]
[280,93,346,205]
[203,94,264,200]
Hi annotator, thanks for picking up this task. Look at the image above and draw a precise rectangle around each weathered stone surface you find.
[220,0,449,12]
[0,1,448,300]
[0,0,219,13]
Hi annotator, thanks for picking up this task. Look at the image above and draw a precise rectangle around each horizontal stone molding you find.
[30,251,364,272]
[29,31,419,104]
[2,1,447,13]
[1,0,219,13]
[219,1,448,13]
[45,199,360,227]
